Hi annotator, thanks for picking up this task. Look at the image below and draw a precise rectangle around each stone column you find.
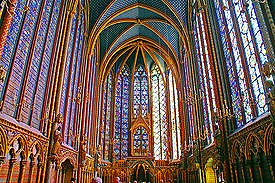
[55,165,62,183]
[18,160,27,183]
[6,158,16,183]
[36,162,44,183]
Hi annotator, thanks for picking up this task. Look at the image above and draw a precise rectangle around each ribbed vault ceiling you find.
[87,0,189,82]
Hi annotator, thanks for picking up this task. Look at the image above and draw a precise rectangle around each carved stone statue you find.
[51,114,63,155]
[80,135,87,164]
[265,80,275,119]
[0,65,6,83]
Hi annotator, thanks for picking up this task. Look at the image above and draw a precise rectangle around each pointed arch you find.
[245,133,262,160]
[60,154,77,167]
[9,134,28,161]
[264,124,274,155]
[133,64,149,118]
[29,141,44,162]
[231,140,243,160]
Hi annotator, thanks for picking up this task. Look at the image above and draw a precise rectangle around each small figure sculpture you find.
[265,80,275,119]
[80,135,87,164]
[0,65,6,83]
[51,114,63,155]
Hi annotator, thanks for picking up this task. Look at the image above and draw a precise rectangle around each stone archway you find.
[130,161,153,183]
[133,163,146,182]
[61,159,74,182]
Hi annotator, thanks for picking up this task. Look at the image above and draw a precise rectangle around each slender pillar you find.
[18,160,27,183]
[253,158,263,183]
[6,158,16,183]
[239,161,246,183]
[55,165,61,183]
[36,162,43,183]
[28,161,35,183]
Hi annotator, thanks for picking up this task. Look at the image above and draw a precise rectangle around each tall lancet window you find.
[114,65,130,160]
[213,0,273,128]
[133,65,149,117]
[101,72,113,160]
[168,70,181,159]
[151,64,168,160]
[193,9,217,145]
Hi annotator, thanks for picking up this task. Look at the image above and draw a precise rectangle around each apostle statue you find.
[51,114,63,155]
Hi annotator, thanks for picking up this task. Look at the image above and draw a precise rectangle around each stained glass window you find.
[101,72,113,160]
[25,0,55,128]
[114,65,130,160]
[133,126,149,156]
[133,65,149,117]
[0,0,62,131]
[37,0,62,132]
[1,0,43,118]
[168,70,181,160]
[213,0,273,128]
[193,9,216,145]
[151,64,168,160]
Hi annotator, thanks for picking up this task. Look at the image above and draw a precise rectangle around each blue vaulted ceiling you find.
[88,0,189,78]
[113,7,165,21]
[101,24,172,60]
[89,0,188,31]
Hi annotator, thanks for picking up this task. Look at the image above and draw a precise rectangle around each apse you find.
[98,43,182,161]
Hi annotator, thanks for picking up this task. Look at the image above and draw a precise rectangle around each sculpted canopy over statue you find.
[51,114,63,155]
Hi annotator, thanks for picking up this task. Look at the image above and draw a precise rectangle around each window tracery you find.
[133,65,149,118]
